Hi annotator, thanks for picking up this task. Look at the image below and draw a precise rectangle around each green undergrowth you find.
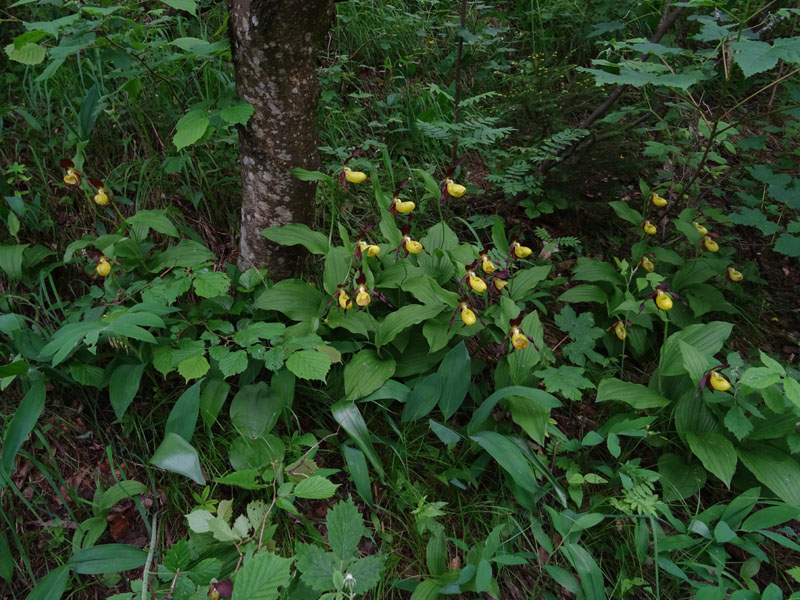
[2,1,800,600]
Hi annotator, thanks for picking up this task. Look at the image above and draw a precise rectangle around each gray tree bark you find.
[226,0,333,278]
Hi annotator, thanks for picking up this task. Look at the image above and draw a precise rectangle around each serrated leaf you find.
[173,109,209,150]
[4,42,46,65]
[296,543,336,592]
[327,498,365,562]
[219,350,248,378]
[220,102,254,126]
[732,39,780,78]
[294,476,339,499]
[739,367,782,389]
[177,354,210,382]
[347,554,383,595]
[774,234,800,258]
[286,350,331,382]
[193,270,230,298]
[232,552,292,600]
[724,406,753,441]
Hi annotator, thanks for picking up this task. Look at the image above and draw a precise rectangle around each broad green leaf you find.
[230,383,281,438]
[509,265,552,301]
[572,258,624,285]
[342,445,373,505]
[295,543,335,591]
[678,341,711,386]
[26,565,70,600]
[595,378,669,409]
[410,580,442,600]
[469,386,560,433]
[173,109,209,150]
[322,246,351,296]
[220,102,254,126]
[98,480,147,513]
[254,280,324,321]
[658,453,706,502]
[557,284,607,304]
[375,304,443,347]
[165,380,202,441]
[331,401,384,479]
[344,349,396,401]
[560,543,606,600]
[294,476,339,499]
[125,210,179,237]
[660,322,733,377]
[738,447,800,505]
[161,0,198,15]
[741,505,800,532]
[437,342,471,420]
[286,350,331,382]
[151,433,205,485]
[508,396,550,445]
[401,373,442,422]
[1,379,46,474]
[0,244,26,281]
[232,552,292,600]
[108,363,145,419]
[260,223,329,255]
[200,378,230,427]
[608,200,643,225]
[470,431,538,493]
[69,544,147,574]
[687,432,737,488]
[4,42,46,65]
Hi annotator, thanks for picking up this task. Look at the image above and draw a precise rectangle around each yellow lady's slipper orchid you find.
[461,306,476,326]
[64,168,80,186]
[355,286,371,307]
[511,328,528,350]
[655,290,673,311]
[338,291,353,310]
[709,371,731,392]
[493,278,508,291]
[359,241,381,257]
[405,239,423,254]
[446,178,467,198]
[641,257,655,273]
[703,236,719,252]
[343,167,367,184]
[96,259,111,277]
[511,241,532,258]
[650,192,668,207]
[94,188,110,206]
[394,198,416,214]
[480,255,496,274]
[693,221,708,236]
[727,266,743,282]
[643,221,657,236]
[468,272,487,293]
[614,321,627,341]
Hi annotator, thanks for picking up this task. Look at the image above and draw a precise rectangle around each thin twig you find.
[141,510,159,600]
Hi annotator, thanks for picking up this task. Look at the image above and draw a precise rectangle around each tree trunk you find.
[226,0,333,278]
